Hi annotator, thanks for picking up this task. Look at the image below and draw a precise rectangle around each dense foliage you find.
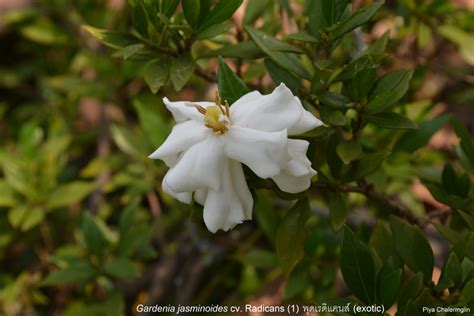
[0,0,473,315]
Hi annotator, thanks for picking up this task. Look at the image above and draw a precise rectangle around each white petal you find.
[165,136,225,193]
[272,139,316,193]
[224,126,290,179]
[287,97,323,135]
[203,159,253,233]
[148,120,209,167]
[163,97,215,123]
[162,172,192,203]
[230,83,321,135]
[194,188,207,205]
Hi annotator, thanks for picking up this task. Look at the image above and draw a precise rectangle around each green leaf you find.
[82,213,108,257]
[276,198,310,277]
[396,114,452,152]
[47,182,96,209]
[336,140,362,164]
[331,1,384,39]
[438,24,474,65]
[82,25,139,49]
[104,257,138,279]
[170,55,195,91]
[217,56,250,104]
[452,118,474,166]
[347,67,376,101]
[307,0,349,38]
[284,32,319,44]
[118,222,154,257]
[335,55,374,82]
[367,69,413,113]
[243,0,271,25]
[432,222,462,245]
[121,43,144,60]
[160,0,180,17]
[240,249,277,268]
[182,0,201,28]
[131,1,150,37]
[453,233,474,261]
[201,41,264,59]
[20,18,68,45]
[438,252,462,289]
[424,181,472,211]
[199,0,243,31]
[0,180,18,207]
[398,272,424,309]
[318,92,351,109]
[442,163,460,196]
[402,300,421,316]
[344,151,390,182]
[20,207,44,231]
[143,56,170,94]
[359,30,389,61]
[41,261,97,286]
[369,221,397,263]
[319,107,348,126]
[195,23,232,40]
[377,268,402,309]
[264,59,303,95]
[390,216,434,280]
[245,26,311,80]
[366,112,417,129]
[340,225,376,304]
[133,99,170,148]
[459,211,474,231]
[329,190,348,231]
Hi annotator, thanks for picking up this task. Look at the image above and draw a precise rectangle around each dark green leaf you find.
[131,1,149,36]
[133,99,170,148]
[337,140,362,164]
[423,181,472,211]
[369,221,397,263]
[240,249,277,268]
[82,213,108,257]
[104,257,138,279]
[367,69,413,113]
[359,30,390,61]
[244,0,271,25]
[318,92,351,109]
[452,119,474,166]
[143,56,170,94]
[121,43,144,60]
[218,56,250,105]
[347,67,376,101]
[82,26,139,49]
[459,211,474,231]
[438,252,462,289]
[402,300,421,316]
[442,163,459,196]
[264,59,303,95]
[200,41,264,59]
[47,182,96,209]
[396,114,452,152]
[366,112,417,129]
[199,0,243,31]
[284,32,319,43]
[344,151,390,182]
[245,26,311,80]
[160,0,180,17]
[182,0,201,28]
[432,222,462,245]
[390,216,434,280]
[334,55,373,82]
[398,273,424,309]
[170,55,195,91]
[319,107,348,126]
[41,261,96,286]
[340,225,376,304]
[329,190,348,231]
[276,198,310,277]
[377,268,402,308]
[453,233,474,261]
[195,23,232,40]
[331,1,384,39]
[307,0,349,38]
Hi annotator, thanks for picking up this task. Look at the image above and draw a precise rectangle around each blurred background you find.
[0,0,473,315]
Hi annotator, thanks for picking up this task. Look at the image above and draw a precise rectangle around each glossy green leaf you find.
[390,216,434,280]
[276,198,310,277]
[340,225,376,304]
[337,140,362,164]
[200,42,264,59]
[366,112,417,129]
[329,191,348,231]
[182,0,201,28]
[318,92,351,109]
[264,59,303,95]
[41,261,96,286]
[331,1,384,39]
[359,30,389,61]
[199,0,243,31]
[344,151,390,182]
[367,69,413,113]
[104,257,138,279]
[284,32,319,43]
[245,26,311,80]
[377,268,402,309]
[47,182,96,209]
[396,114,452,152]
[244,0,271,25]
[218,56,249,105]
[82,213,108,257]
[398,272,424,309]
[369,221,396,263]
[195,23,232,40]
[82,25,139,49]
[319,107,348,126]
[170,55,195,91]
[438,252,462,289]
[160,0,180,17]
[307,0,349,38]
[143,56,170,94]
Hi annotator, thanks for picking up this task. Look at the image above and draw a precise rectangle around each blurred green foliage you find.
[0,0,473,315]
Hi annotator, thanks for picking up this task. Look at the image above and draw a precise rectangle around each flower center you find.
[191,92,230,134]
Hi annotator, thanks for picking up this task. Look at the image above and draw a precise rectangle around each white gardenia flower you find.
[149,83,322,233]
